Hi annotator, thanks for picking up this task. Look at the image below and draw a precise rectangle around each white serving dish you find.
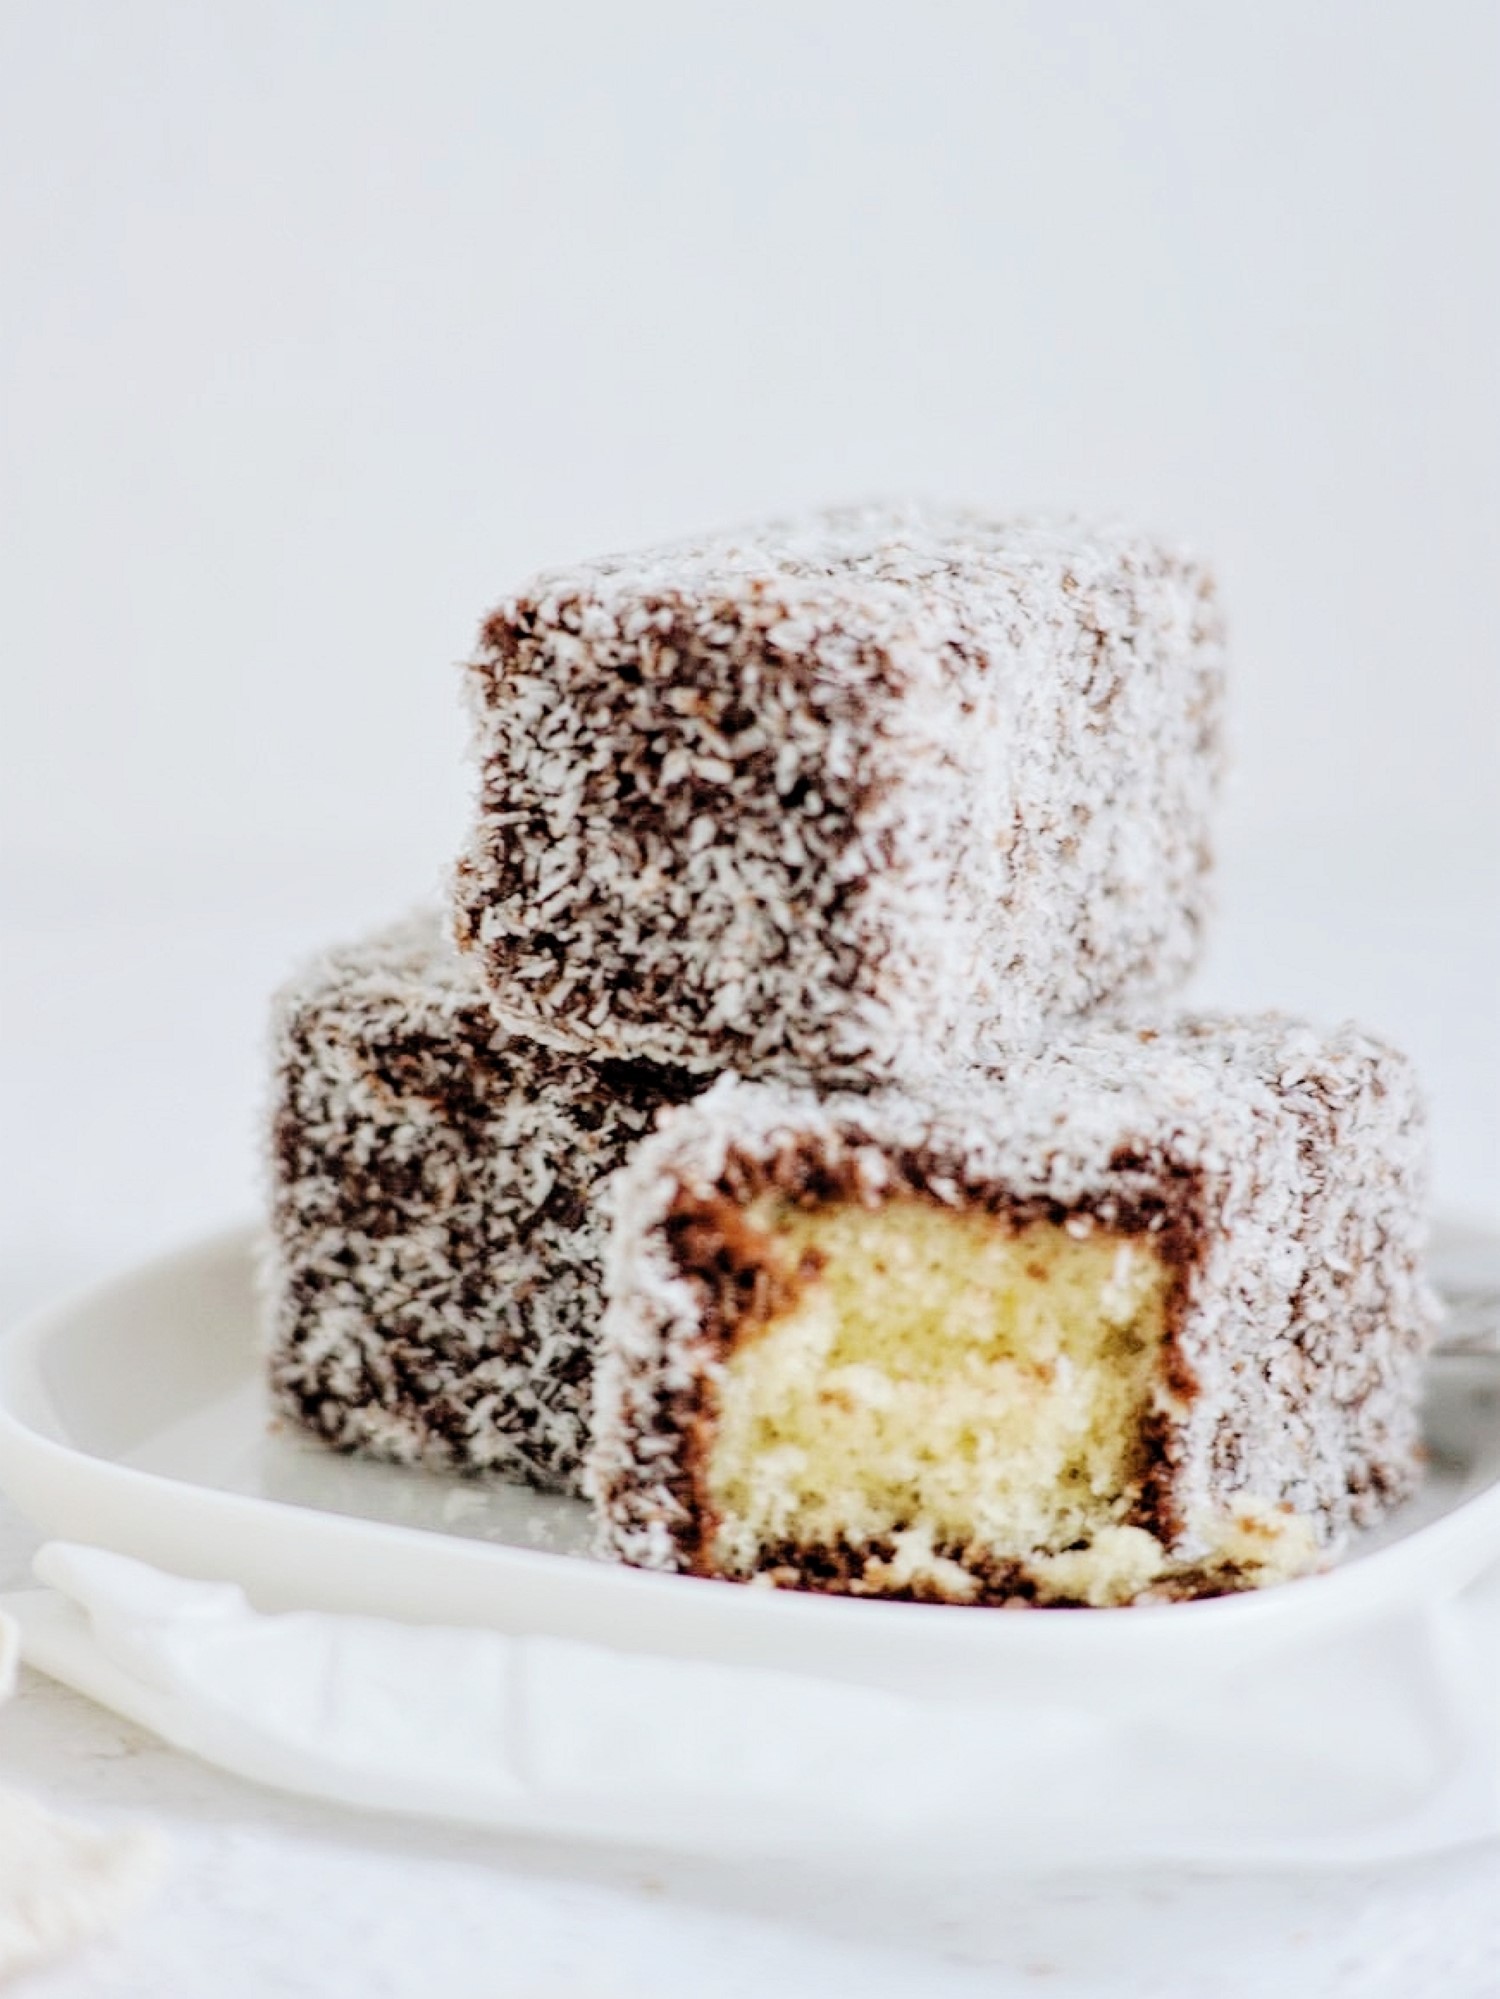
[1,1224,1498,1701]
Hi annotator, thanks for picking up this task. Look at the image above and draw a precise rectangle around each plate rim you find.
[3,1223,1500,1676]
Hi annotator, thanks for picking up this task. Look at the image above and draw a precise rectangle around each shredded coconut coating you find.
[454,503,1225,1084]
[588,1015,1438,1589]
[263,913,704,1493]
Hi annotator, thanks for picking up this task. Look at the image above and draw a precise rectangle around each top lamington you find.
[455,504,1225,1084]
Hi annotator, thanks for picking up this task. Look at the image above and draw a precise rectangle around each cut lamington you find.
[264,913,704,1493]
[588,1018,1436,1604]
[455,504,1224,1085]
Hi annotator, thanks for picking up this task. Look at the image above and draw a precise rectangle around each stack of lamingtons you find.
[265,506,1436,1608]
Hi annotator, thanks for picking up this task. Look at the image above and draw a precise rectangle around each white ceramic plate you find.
[1,1224,1498,1699]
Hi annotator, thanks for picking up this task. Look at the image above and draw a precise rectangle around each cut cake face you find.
[588,1019,1436,1604]
[455,504,1225,1084]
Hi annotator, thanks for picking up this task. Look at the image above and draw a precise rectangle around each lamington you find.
[588,1017,1436,1604]
[454,504,1225,1085]
[265,913,704,1492]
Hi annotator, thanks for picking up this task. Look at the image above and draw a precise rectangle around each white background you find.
[2,5,1498,1994]
[3,1,1497,1270]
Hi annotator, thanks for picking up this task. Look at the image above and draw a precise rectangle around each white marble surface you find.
[2,882,1498,1996]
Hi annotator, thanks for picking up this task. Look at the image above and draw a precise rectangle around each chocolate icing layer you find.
[455,504,1225,1084]
[264,912,707,1493]
[588,1015,1438,1599]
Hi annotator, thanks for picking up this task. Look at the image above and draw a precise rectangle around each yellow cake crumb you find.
[1187,1500,1322,1589]
[704,1200,1181,1601]
[695,1198,1327,1604]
